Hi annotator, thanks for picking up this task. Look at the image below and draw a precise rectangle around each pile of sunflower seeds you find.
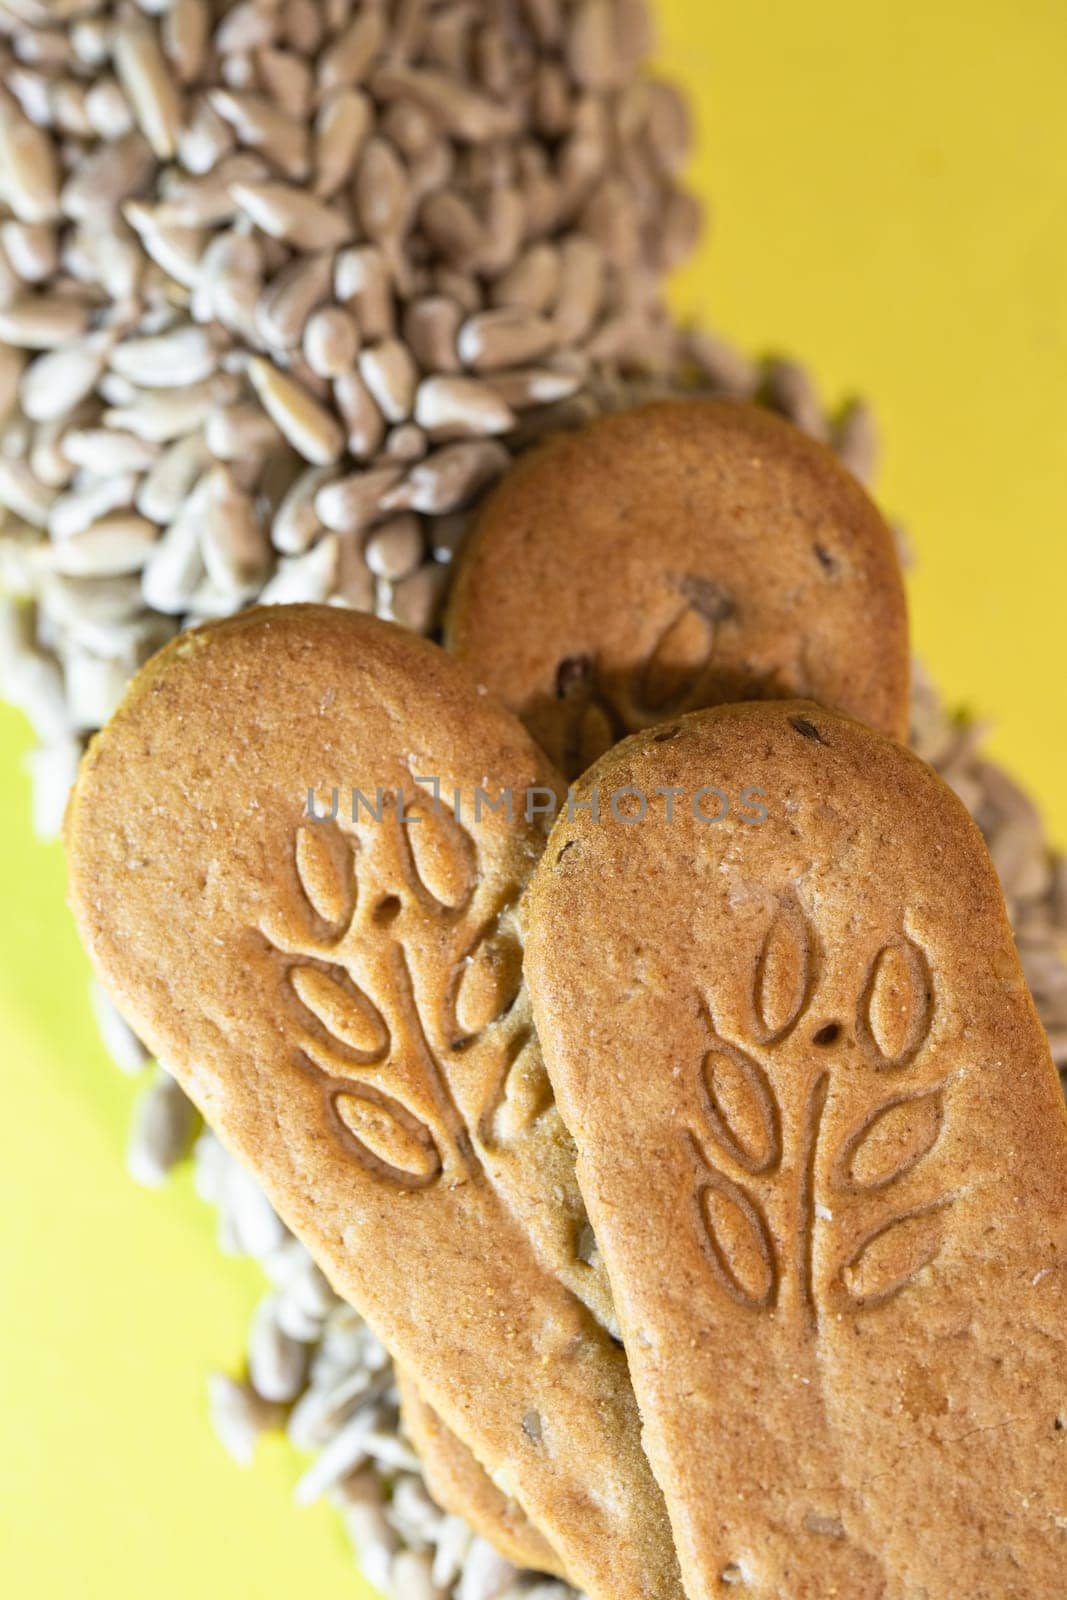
[75,348,1067,1600]
[0,0,700,830]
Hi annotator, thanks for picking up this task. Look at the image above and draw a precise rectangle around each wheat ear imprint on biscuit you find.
[689,895,953,1320]
[256,800,529,1191]
[556,577,811,768]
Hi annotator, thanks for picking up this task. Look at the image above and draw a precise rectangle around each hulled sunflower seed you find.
[110,326,219,389]
[456,307,558,372]
[335,245,395,341]
[247,355,345,465]
[207,1373,284,1468]
[315,465,405,535]
[126,1065,198,1187]
[258,531,339,604]
[137,432,210,524]
[210,88,309,180]
[383,440,510,515]
[25,733,81,839]
[358,339,418,424]
[333,368,386,459]
[302,305,360,378]
[255,250,334,351]
[317,10,386,97]
[0,87,61,223]
[44,515,158,578]
[230,179,353,251]
[0,293,92,349]
[313,87,372,199]
[414,376,514,439]
[363,513,423,581]
[113,15,184,161]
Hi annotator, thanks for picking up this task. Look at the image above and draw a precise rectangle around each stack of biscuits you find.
[66,397,1067,1600]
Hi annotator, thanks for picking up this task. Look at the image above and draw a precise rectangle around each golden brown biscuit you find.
[397,1365,567,1580]
[525,701,1067,1600]
[446,400,909,777]
[65,605,680,1600]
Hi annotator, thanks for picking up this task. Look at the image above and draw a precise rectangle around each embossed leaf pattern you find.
[753,896,815,1043]
[633,605,715,714]
[858,936,934,1068]
[831,1088,945,1194]
[840,1204,949,1308]
[452,923,523,1040]
[692,906,951,1322]
[403,799,477,912]
[331,1086,441,1187]
[290,964,390,1061]
[699,1040,781,1175]
[697,1176,778,1310]
[295,821,356,933]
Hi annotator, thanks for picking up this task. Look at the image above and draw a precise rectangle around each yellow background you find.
[2,3,1065,1596]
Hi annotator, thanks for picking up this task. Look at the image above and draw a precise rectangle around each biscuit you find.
[446,400,909,778]
[396,1366,566,1580]
[65,605,680,1600]
[524,701,1067,1599]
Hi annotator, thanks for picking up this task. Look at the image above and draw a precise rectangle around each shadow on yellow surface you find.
[1,3,1064,1598]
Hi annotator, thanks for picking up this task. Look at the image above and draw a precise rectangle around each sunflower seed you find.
[163,0,210,85]
[257,48,313,121]
[24,733,81,839]
[0,457,54,525]
[293,1408,382,1507]
[248,1294,310,1404]
[2,220,56,283]
[247,356,345,464]
[207,1373,284,1468]
[390,1550,443,1600]
[372,65,519,143]
[456,307,557,372]
[303,305,360,378]
[315,465,405,534]
[141,499,206,614]
[258,531,339,604]
[114,15,184,160]
[358,339,418,423]
[384,440,510,515]
[363,513,423,581]
[313,87,373,199]
[834,397,879,487]
[230,179,353,251]
[44,515,158,578]
[137,432,209,524]
[335,245,395,340]
[210,88,309,180]
[414,376,514,439]
[402,296,462,374]
[317,10,386,96]
[255,250,334,351]
[110,326,219,389]
[354,136,410,246]
[0,294,92,350]
[0,88,61,223]
[107,376,237,442]
[126,1065,198,1187]
[123,203,206,289]
[455,1541,522,1600]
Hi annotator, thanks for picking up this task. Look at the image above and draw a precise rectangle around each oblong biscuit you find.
[446,400,909,777]
[65,605,679,1600]
[524,701,1067,1599]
